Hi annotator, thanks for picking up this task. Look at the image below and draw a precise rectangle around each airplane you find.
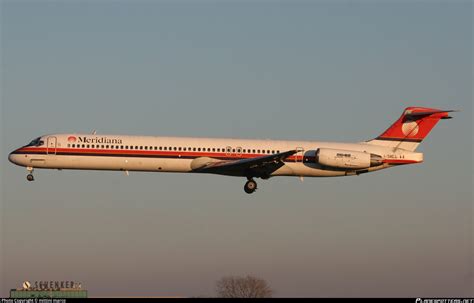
[8,106,455,194]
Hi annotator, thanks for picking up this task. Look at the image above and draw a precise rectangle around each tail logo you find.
[401,121,419,137]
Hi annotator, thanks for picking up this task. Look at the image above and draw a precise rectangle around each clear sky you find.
[1,0,472,297]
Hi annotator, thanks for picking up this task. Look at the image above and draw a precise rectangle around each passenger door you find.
[47,136,57,155]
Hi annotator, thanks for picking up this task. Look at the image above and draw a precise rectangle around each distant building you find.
[10,281,87,298]
[10,289,87,298]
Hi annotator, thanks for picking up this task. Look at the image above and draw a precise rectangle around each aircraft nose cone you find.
[8,150,20,165]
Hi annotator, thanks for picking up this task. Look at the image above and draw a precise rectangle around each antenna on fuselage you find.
[91,130,97,135]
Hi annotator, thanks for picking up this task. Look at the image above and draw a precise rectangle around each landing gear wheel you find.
[27,174,34,182]
[244,180,257,194]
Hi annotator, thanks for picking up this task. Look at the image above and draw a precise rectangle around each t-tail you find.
[367,106,456,151]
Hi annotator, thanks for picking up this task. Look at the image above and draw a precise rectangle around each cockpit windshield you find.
[25,137,44,147]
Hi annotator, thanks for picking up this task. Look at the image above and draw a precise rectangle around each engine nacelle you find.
[316,148,383,169]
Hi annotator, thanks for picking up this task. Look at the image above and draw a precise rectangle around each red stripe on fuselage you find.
[15,147,308,162]
[382,159,421,164]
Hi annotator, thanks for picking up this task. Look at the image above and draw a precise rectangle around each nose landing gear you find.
[244,178,257,194]
[26,167,34,182]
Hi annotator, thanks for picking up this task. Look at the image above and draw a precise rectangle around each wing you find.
[192,150,297,178]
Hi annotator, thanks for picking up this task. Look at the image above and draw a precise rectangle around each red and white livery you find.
[9,107,455,193]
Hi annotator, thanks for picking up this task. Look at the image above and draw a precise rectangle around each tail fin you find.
[367,106,455,151]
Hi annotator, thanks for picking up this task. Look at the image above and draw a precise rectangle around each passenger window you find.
[212,148,215,152]
[145,146,148,150]
[198,148,201,151]
[178,147,182,151]
[193,148,196,151]
[253,149,256,153]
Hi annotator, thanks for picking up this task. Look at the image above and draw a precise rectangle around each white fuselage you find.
[9,134,423,178]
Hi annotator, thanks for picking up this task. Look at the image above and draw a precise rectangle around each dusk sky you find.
[1,0,472,297]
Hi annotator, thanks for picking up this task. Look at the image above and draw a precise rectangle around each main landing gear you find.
[26,167,34,182]
[244,178,257,194]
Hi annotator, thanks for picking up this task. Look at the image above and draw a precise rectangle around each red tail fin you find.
[368,107,454,151]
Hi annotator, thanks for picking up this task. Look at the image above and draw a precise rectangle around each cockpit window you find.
[25,137,44,147]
